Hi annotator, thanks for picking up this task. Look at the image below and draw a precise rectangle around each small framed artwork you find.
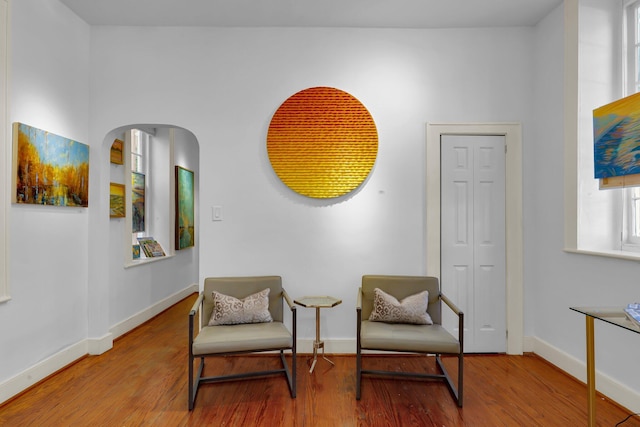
[110,139,124,165]
[109,182,125,218]
[175,166,195,250]
[132,244,141,259]
[132,172,145,232]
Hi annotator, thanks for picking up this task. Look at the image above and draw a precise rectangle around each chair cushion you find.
[192,322,293,355]
[208,288,273,326]
[360,320,460,354]
[368,288,433,325]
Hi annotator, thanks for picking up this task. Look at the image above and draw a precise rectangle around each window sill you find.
[564,247,640,262]
[125,253,175,269]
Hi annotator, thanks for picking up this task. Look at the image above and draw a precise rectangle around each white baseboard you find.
[0,283,198,405]
[87,332,114,355]
[109,283,198,340]
[528,335,640,413]
[0,340,87,405]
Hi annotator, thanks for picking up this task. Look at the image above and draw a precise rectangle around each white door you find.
[440,135,506,353]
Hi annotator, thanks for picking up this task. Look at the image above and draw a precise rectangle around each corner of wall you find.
[109,283,198,340]
[87,333,114,355]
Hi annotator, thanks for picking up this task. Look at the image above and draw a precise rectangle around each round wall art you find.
[266,86,378,199]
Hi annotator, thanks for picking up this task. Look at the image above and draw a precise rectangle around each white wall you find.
[88,25,535,346]
[0,0,91,388]
[528,1,640,412]
[0,0,199,403]
[0,0,9,304]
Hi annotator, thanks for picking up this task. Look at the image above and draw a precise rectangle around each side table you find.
[294,295,342,373]
[570,307,640,427]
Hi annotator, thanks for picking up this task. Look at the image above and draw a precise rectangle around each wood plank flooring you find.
[1,293,637,426]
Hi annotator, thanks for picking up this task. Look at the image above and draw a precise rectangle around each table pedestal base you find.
[309,339,335,373]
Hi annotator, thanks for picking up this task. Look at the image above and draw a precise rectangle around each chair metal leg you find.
[356,306,363,400]
[280,350,296,398]
[189,357,205,410]
[292,307,297,398]
[436,354,463,407]
[356,349,362,400]
[457,352,463,407]
[292,348,297,397]
[188,354,193,410]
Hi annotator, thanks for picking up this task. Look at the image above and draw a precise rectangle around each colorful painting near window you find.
[110,139,124,165]
[593,92,640,178]
[175,166,195,250]
[132,172,145,232]
[12,122,89,207]
[109,182,125,218]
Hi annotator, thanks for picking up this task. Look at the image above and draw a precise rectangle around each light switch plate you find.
[212,206,223,221]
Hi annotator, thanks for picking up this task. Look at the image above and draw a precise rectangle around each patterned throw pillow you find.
[208,288,273,326]
[368,287,433,325]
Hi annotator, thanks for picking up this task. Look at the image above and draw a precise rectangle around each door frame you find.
[426,123,523,355]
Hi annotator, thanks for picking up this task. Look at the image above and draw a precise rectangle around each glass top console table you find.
[570,307,639,427]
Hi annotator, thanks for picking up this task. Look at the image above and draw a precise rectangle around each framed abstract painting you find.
[594,91,640,178]
[175,166,195,250]
[109,182,125,218]
[110,139,124,165]
[13,122,89,207]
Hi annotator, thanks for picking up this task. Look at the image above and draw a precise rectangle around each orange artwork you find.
[13,122,90,207]
[267,87,378,198]
[110,139,124,165]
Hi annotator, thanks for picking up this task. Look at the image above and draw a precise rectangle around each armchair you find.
[188,276,296,410]
[356,275,463,406]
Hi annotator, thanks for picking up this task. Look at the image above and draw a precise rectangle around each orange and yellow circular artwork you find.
[267,87,378,199]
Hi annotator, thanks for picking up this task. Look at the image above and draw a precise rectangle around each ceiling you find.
[58,0,563,28]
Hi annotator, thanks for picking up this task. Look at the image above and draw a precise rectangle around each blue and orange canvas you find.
[594,92,640,178]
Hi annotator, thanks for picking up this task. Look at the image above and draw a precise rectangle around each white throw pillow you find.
[368,287,433,325]
[208,288,273,326]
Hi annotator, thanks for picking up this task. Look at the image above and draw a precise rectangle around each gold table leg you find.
[586,316,596,427]
[309,307,335,373]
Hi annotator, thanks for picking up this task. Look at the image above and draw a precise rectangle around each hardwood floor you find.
[1,294,637,426]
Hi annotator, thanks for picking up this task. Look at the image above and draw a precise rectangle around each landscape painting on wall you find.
[132,172,145,232]
[109,182,125,218]
[12,122,89,207]
[175,166,195,250]
[593,92,640,178]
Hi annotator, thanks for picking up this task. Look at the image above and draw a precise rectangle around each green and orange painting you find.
[13,122,89,207]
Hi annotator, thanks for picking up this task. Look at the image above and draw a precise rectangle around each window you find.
[626,0,640,94]
[122,127,171,266]
[131,129,148,241]
[624,188,640,247]
[131,129,146,175]
[622,0,640,250]
[567,1,633,258]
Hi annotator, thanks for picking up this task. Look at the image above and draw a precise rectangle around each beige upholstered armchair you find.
[356,275,463,407]
[188,276,296,410]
